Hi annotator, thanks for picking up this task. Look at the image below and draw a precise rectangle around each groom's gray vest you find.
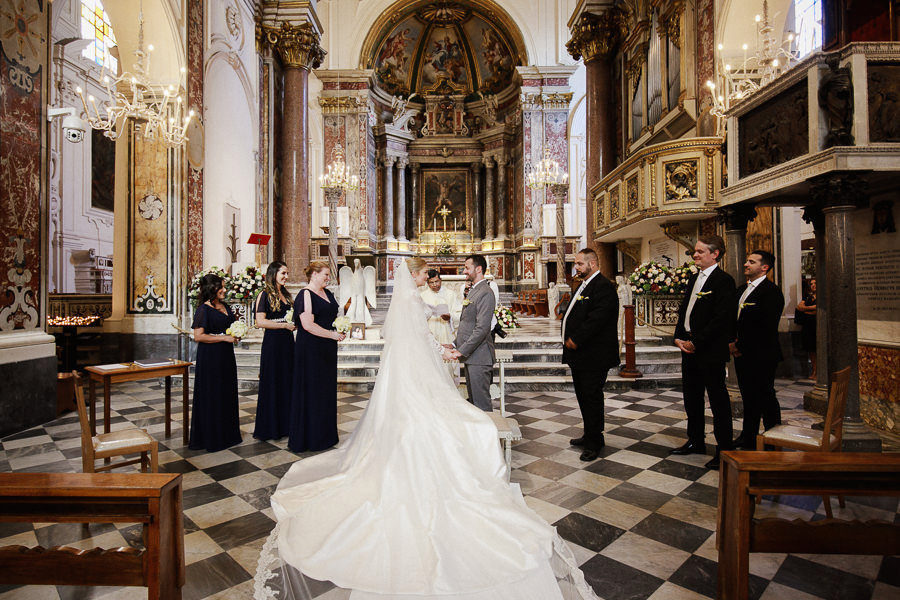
[454,280,496,366]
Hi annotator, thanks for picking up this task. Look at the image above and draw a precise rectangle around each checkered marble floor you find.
[1,378,898,600]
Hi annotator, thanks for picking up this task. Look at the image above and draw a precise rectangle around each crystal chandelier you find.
[319,144,360,191]
[526,149,569,190]
[76,2,193,147]
[706,0,800,118]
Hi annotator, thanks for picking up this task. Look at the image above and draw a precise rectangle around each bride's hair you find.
[406,256,427,274]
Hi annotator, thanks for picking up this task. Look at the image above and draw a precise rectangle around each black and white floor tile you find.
[1,378,898,600]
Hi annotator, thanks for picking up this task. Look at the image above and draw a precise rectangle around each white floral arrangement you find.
[629,261,697,295]
[188,266,230,308]
[333,315,352,334]
[228,265,265,301]
[226,321,250,339]
[494,305,519,329]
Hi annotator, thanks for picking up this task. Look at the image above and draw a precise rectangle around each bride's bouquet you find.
[333,316,352,334]
[226,321,250,339]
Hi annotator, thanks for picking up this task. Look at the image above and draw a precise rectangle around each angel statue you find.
[339,259,377,327]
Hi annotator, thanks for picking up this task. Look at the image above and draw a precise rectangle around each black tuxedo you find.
[562,272,619,450]
[734,277,785,443]
[674,265,737,449]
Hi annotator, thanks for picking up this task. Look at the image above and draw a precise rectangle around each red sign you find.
[247,233,271,245]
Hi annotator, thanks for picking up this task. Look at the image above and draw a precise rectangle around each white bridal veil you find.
[254,259,600,600]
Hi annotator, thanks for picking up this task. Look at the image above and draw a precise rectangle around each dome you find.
[364,1,526,98]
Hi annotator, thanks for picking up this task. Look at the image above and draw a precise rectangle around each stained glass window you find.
[81,0,118,72]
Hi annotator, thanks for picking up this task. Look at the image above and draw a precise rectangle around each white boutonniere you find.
[575,295,589,302]
[695,291,713,298]
[739,302,755,309]
[462,299,471,307]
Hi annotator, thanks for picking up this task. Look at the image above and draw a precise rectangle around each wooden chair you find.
[755,366,851,517]
[72,371,159,473]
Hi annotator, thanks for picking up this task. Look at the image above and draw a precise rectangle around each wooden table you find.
[85,360,193,444]
[0,472,185,599]
[717,451,900,600]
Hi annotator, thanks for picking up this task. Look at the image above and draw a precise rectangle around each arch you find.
[102,0,185,86]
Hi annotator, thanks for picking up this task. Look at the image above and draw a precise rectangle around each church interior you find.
[1,0,899,598]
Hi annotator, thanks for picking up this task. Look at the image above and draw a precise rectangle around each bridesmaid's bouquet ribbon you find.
[226,321,250,338]
[333,316,352,334]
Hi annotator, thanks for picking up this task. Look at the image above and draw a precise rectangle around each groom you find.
[451,254,496,411]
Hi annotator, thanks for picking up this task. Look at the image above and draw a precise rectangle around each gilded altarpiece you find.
[128,130,175,314]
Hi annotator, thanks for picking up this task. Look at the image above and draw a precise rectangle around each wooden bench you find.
[0,472,185,599]
[717,451,900,600]
[533,289,549,317]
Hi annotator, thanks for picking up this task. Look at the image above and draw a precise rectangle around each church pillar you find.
[810,172,880,451]
[568,8,625,277]
[496,156,509,240]
[471,161,483,238]
[410,163,420,241]
[483,157,496,240]
[395,157,408,242]
[383,155,396,241]
[802,205,830,412]
[263,22,324,275]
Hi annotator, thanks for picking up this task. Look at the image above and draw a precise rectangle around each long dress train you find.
[254,261,600,600]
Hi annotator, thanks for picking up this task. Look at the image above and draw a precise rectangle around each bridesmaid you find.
[253,261,295,441]
[289,261,345,452]
[190,273,242,452]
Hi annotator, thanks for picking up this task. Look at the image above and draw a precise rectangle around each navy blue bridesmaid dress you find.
[189,303,242,452]
[288,288,340,452]
[254,293,294,440]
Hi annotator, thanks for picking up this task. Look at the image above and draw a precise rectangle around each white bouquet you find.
[226,321,250,339]
[284,307,294,322]
[333,316,352,334]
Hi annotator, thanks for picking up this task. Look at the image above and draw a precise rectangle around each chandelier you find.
[706,0,799,119]
[526,149,569,190]
[76,2,193,147]
[319,144,360,191]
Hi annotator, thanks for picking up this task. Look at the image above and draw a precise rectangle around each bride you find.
[254,257,599,600]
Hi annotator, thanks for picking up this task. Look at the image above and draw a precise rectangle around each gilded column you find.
[483,157,496,241]
[568,9,626,276]
[395,157,408,242]
[263,22,324,276]
[383,155,396,240]
[496,156,509,240]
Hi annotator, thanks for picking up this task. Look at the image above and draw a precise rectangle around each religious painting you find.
[422,169,468,231]
[420,26,469,91]
[868,64,900,143]
[373,19,423,96]
[463,17,515,94]
[91,129,116,212]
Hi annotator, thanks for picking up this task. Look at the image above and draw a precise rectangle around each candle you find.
[454,217,457,231]
[433,217,436,231]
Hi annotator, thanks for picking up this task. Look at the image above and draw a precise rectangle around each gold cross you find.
[438,205,451,231]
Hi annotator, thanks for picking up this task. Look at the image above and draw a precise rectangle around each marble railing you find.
[590,138,724,238]
[635,293,681,331]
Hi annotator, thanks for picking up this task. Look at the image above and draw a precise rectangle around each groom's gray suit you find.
[455,279,496,411]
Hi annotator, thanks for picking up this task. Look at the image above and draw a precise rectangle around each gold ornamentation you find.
[627,175,640,212]
[664,160,698,202]
[263,21,324,70]
[319,96,365,113]
[659,1,684,48]
[609,186,620,220]
[626,51,645,91]
[566,9,628,63]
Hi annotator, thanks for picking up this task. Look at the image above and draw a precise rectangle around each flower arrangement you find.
[226,321,250,339]
[333,315,352,334]
[494,305,519,329]
[228,265,265,301]
[188,266,229,307]
[436,242,454,256]
[629,261,698,295]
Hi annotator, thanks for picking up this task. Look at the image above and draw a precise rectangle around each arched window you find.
[81,0,118,72]
[794,0,822,58]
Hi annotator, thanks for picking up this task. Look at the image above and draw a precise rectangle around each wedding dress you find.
[254,260,600,600]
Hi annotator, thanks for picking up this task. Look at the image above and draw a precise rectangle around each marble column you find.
[496,156,509,240]
[567,9,623,277]
[719,205,757,413]
[264,22,324,276]
[810,173,880,451]
[483,157,496,241]
[383,155,396,241]
[471,162,483,239]
[395,157,408,242]
[410,163,420,241]
[802,205,829,413]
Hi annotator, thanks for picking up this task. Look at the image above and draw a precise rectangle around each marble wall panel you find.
[0,0,46,331]
[187,0,204,273]
[859,344,900,433]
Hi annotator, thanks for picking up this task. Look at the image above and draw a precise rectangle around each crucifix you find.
[438,205,451,231]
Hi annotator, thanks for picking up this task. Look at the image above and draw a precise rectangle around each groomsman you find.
[562,248,619,462]
[730,250,785,448]
[671,235,737,470]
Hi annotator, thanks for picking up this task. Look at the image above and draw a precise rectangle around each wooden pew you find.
[0,472,185,599]
[717,452,900,600]
[533,289,549,317]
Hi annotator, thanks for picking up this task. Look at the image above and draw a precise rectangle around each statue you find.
[819,53,854,148]
[615,275,633,355]
[339,259,377,327]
